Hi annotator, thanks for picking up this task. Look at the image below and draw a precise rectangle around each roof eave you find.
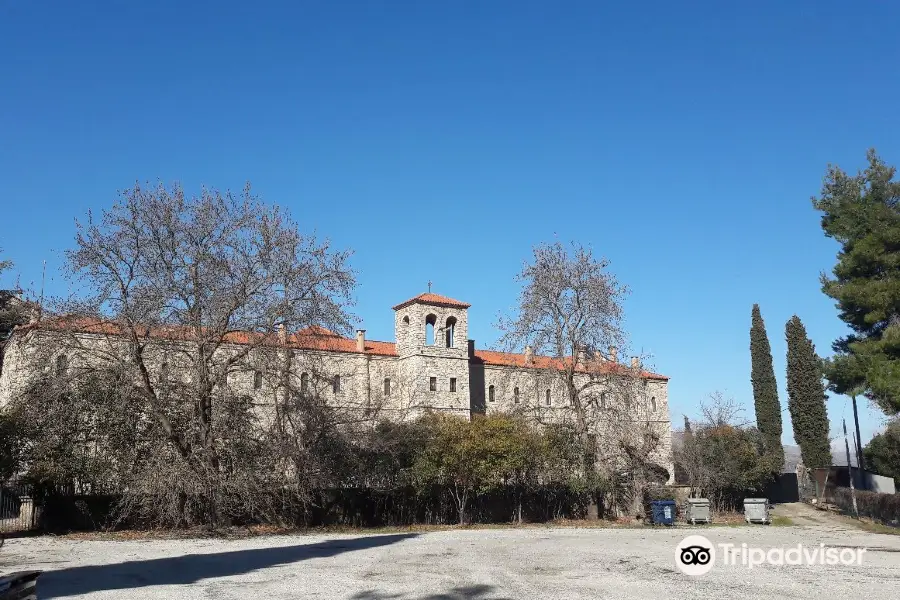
[391,299,472,311]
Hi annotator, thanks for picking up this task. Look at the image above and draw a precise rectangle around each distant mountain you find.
[782,445,802,473]
[830,440,862,467]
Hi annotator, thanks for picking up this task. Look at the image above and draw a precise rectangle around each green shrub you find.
[829,488,900,525]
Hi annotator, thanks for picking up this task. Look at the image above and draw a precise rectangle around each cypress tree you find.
[750,304,784,468]
[786,315,833,468]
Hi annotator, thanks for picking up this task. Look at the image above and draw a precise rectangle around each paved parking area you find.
[2,510,899,599]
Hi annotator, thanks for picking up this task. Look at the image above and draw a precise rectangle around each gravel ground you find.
[2,507,899,599]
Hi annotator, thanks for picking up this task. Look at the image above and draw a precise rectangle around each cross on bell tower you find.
[427,280,432,293]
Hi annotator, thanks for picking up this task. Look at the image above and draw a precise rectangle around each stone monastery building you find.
[0,292,673,479]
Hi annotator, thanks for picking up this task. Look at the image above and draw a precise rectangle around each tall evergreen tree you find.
[786,316,833,468]
[750,304,784,467]
[863,420,900,485]
[813,150,900,415]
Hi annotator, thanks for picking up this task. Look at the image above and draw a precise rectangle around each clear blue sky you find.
[2,1,898,447]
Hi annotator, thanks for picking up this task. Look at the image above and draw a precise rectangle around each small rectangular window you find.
[488,385,495,402]
[333,374,341,393]
[253,370,263,390]
[384,378,391,396]
[429,377,437,392]
[450,378,457,392]
[514,387,519,403]
[55,354,68,377]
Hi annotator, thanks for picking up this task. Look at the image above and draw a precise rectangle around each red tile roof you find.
[20,317,667,378]
[289,330,398,356]
[296,325,340,337]
[392,293,471,311]
[473,349,668,380]
[20,317,400,357]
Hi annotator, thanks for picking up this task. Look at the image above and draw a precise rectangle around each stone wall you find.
[479,362,673,483]
[0,307,672,481]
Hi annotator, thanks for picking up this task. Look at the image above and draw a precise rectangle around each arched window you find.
[333,375,341,393]
[254,370,263,390]
[55,354,68,377]
[650,396,657,412]
[514,387,520,404]
[425,314,437,345]
[384,377,391,396]
[488,385,495,402]
[545,389,551,406]
[300,372,309,393]
[445,316,457,348]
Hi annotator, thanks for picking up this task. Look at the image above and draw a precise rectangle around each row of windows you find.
[234,371,431,399]
[486,385,657,411]
[296,375,459,397]
[298,372,343,394]
[256,373,456,398]
[54,354,404,401]
[486,385,553,405]
[305,374,392,398]
[53,352,654,411]
[427,377,457,392]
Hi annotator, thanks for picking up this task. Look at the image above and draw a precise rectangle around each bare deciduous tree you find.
[36,182,356,526]
[497,242,629,437]
[496,242,668,516]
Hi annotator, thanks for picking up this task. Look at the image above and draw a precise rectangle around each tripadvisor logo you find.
[676,535,715,576]
[675,535,866,576]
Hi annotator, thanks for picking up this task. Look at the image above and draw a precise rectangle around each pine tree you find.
[813,150,900,415]
[786,316,833,468]
[750,304,784,468]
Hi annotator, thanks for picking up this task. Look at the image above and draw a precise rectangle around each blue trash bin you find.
[650,500,676,525]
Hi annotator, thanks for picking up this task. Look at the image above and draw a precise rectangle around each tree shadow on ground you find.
[38,533,417,599]
[351,584,512,599]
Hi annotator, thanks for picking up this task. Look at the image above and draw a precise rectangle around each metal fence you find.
[0,482,39,534]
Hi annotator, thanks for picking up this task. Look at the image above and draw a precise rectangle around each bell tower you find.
[392,292,472,417]
[393,292,470,358]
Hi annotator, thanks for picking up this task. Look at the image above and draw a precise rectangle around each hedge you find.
[828,487,900,526]
[35,483,608,532]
